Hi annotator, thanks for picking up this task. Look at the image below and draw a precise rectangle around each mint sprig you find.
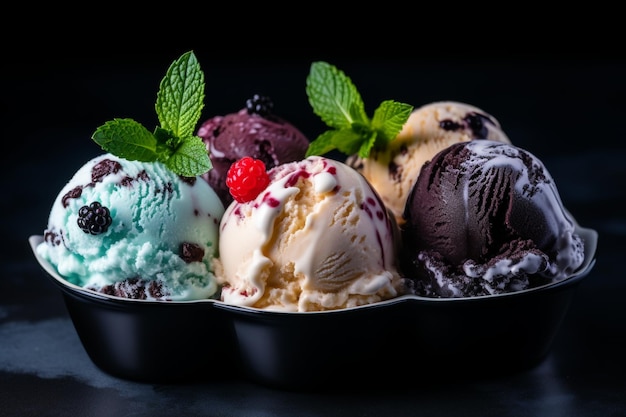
[305,61,414,159]
[91,51,211,177]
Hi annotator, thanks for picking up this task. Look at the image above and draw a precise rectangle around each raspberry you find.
[226,157,270,203]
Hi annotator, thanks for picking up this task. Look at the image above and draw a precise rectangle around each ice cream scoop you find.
[36,153,225,300]
[215,156,409,312]
[198,95,310,207]
[400,140,586,298]
[348,101,511,225]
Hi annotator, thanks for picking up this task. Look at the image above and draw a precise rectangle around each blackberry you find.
[245,94,274,117]
[77,201,112,235]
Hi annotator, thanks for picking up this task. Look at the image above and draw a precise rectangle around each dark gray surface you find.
[1,259,624,416]
[2,47,625,416]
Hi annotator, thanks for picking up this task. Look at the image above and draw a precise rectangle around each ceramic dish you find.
[28,224,597,388]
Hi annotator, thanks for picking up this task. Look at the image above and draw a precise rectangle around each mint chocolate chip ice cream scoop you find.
[36,153,225,300]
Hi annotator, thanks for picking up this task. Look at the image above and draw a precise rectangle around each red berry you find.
[226,157,270,203]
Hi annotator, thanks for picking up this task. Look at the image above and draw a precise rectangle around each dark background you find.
[1,25,625,416]
[4,42,624,266]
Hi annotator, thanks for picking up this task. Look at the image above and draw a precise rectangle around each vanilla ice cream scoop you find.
[215,156,408,312]
[348,101,511,225]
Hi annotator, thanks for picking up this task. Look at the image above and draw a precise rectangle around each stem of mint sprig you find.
[305,61,414,159]
[91,51,212,177]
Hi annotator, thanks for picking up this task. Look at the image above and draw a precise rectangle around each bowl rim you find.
[28,221,598,315]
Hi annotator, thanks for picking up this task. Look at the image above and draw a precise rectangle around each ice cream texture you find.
[198,96,309,208]
[400,140,586,298]
[348,101,511,225]
[36,153,225,300]
[215,155,408,312]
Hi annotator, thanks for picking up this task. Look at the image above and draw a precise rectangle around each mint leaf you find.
[357,131,378,159]
[305,61,414,158]
[91,50,212,177]
[156,51,204,139]
[371,100,414,145]
[306,61,368,130]
[92,118,158,162]
[166,136,212,177]
[304,129,369,158]
[305,130,337,157]
[333,128,370,156]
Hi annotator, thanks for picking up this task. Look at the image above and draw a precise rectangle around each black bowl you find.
[28,236,238,383]
[29,224,597,388]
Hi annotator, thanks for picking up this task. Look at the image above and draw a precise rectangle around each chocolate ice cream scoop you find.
[198,95,309,207]
[400,140,585,298]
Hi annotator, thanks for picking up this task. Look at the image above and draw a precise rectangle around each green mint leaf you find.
[153,126,182,160]
[357,131,378,159]
[92,51,211,177]
[165,136,212,177]
[306,128,372,158]
[92,118,158,162]
[306,61,368,130]
[305,61,413,158]
[156,51,204,138]
[305,130,337,157]
[334,128,372,156]
[371,100,414,145]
